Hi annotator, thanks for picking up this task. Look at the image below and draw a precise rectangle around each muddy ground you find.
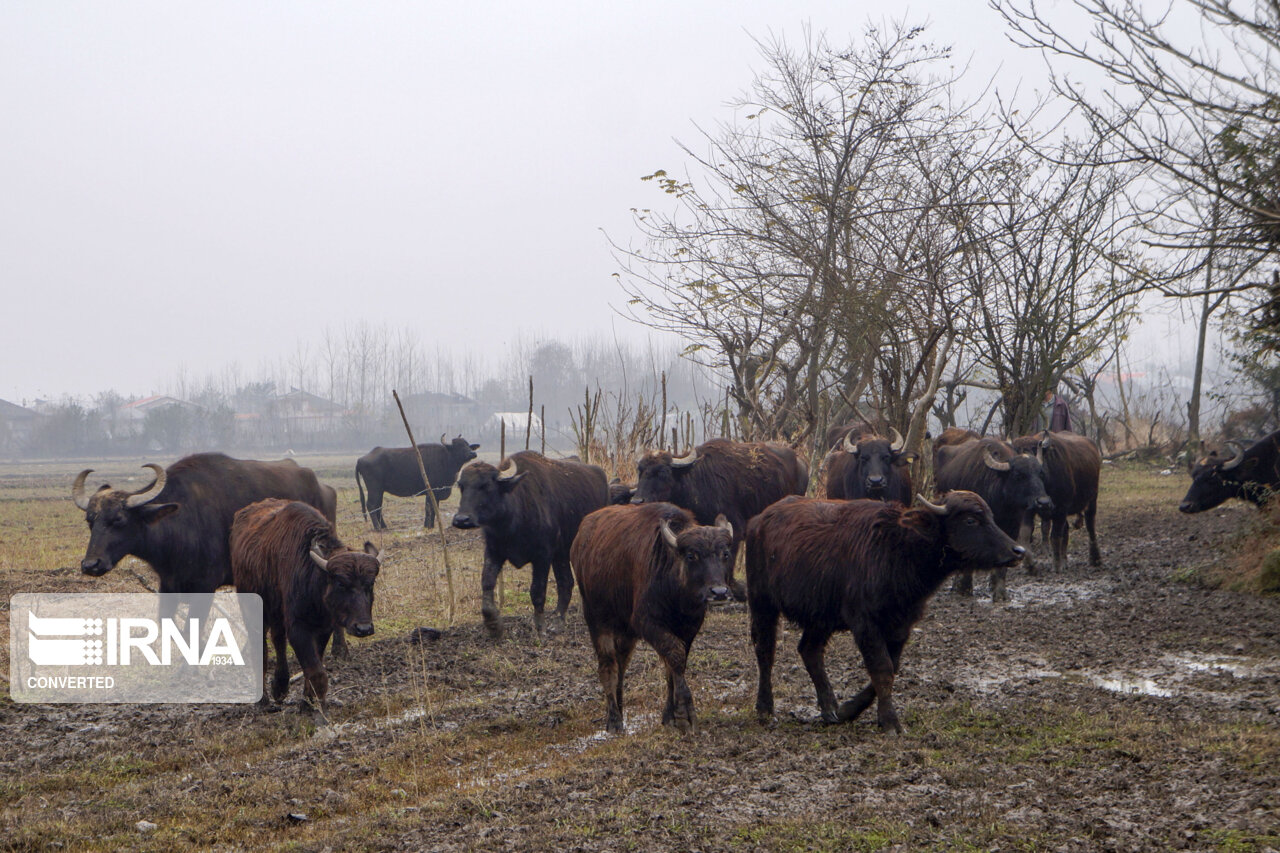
[1,460,1278,851]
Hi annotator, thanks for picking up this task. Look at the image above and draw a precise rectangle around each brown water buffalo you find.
[746,492,1023,732]
[933,427,980,451]
[824,427,915,503]
[572,503,734,734]
[356,435,479,529]
[933,438,1052,602]
[631,439,808,593]
[1180,429,1280,513]
[452,451,608,637]
[1010,430,1102,572]
[230,499,380,707]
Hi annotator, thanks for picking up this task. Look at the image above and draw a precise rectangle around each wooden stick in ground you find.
[525,375,534,450]
[392,389,455,625]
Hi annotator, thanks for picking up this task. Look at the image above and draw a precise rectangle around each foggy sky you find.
[0,1,1190,404]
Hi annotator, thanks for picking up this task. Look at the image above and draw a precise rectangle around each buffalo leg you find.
[1051,514,1070,573]
[422,495,435,528]
[854,625,902,734]
[750,604,779,723]
[529,560,551,638]
[839,627,910,722]
[288,626,328,708]
[550,557,574,626]
[369,489,386,531]
[644,624,695,732]
[1085,499,1101,566]
[615,634,637,727]
[989,565,1009,603]
[798,627,838,723]
[269,625,290,703]
[480,552,505,639]
[591,629,625,733]
[952,570,974,597]
[1019,512,1039,575]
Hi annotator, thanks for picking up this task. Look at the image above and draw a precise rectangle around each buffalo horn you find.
[889,427,905,453]
[1222,442,1246,470]
[497,458,521,480]
[842,432,859,454]
[915,494,948,515]
[671,446,699,468]
[441,433,448,445]
[72,469,94,510]
[124,464,167,508]
[983,450,1011,472]
[309,537,330,572]
[660,519,680,549]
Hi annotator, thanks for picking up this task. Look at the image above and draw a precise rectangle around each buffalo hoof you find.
[877,714,903,735]
[951,574,973,597]
[484,618,504,640]
[837,694,874,723]
[991,586,1009,604]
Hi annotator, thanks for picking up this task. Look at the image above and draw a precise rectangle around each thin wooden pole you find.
[525,376,534,451]
[392,389,454,625]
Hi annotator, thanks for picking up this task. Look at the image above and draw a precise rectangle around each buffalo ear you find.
[139,503,179,524]
[898,452,918,465]
[498,472,525,490]
[362,541,380,559]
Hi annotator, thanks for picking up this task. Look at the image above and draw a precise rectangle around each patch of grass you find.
[734,818,911,852]
[1198,827,1280,852]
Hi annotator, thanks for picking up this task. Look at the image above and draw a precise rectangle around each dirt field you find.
[1,456,1278,851]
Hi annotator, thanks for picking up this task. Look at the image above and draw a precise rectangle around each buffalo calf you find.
[747,492,1023,733]
[231,499,380,707]
[572,503,734,733]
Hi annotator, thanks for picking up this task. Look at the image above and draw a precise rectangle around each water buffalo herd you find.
[67,424,1280,727]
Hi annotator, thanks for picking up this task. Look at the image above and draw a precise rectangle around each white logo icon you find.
[27,614,104,665]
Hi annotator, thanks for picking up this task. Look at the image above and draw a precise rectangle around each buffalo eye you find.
[110,515,128,528]
[964,516,978,526]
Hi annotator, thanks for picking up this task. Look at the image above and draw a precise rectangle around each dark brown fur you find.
[746,492,1023,732]
[572,503,734,733]
[823,433,915,503]
[632,439,809,591]
[231,499,380,707]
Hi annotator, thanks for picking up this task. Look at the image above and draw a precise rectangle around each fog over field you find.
[0,1,1206,403]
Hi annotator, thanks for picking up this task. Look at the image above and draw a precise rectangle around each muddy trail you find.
[2,468,1279,851]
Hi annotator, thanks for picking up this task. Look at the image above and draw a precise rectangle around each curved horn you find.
[889,427,905,453]
[72,469,94,510]
[983,450,1011,472]
[670,446,699,468]
[497,457,521,480]
[1222,442,1246,470]
[309,536,330,571]
[441,433,448,445]
[915,494,948,515]
[124,464,167,508]
[714,513,733,537]
[659,519,680,549]
[842,432,859,454]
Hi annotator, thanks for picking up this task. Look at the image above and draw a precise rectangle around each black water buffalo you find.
[824,427,916,502]
[747,492,1023,732]
[934,438,1052,602]
[631,439,809,593]
[1010,430,1102,572]
[1180,429,1280,513]
[572,503,734,734]
[356,435,480,529]
[452,451,608,637]
[231,499,380,707]
[73,453,336,592]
